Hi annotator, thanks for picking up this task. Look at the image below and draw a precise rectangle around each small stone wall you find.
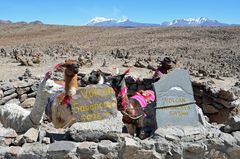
[0,79,38,107]
[1,122,240,159]
[192,79,240,124]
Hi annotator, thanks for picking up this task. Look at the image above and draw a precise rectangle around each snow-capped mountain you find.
[86,17,160,27]
[161,17,228,26]
[87,17,232,27]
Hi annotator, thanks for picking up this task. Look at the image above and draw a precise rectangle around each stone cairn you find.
[0,75,39,107]
[0,70,240,159]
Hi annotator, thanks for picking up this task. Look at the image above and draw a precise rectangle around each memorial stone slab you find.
[154,69,201,127]
[70,85,117,122]
[69,86,123,142]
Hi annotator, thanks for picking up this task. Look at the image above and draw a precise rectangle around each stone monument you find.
[154,69,202,127]
[70,85,117,122]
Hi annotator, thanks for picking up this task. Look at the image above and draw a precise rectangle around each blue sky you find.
[0,0,239,25]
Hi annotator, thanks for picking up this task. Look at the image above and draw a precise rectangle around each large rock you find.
[47,141,76,159]
[70,85,117,122]
[69,111,123,142]
[19,143,48,159]
[154,69,202,127]
[68,85,122,142]
[154,126,207,141]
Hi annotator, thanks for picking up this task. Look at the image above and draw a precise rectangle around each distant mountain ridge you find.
[0,17,238,27]
[0,20,44,25]
[86,17,160,27]
[161,17,228,26]
[87,17,237,27]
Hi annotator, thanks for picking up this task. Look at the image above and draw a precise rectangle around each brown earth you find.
[0,23,240,81]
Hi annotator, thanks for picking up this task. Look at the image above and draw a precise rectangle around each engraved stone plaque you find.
[70,85,117,122]
[154,69,201,127]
